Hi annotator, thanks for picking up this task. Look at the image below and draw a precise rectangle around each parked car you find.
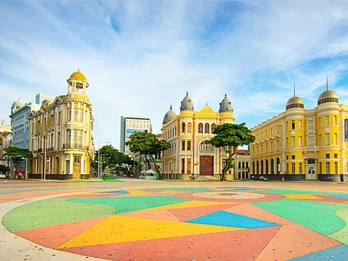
[250,175,258,180]
[0,171,6,179]
[259,176,269,181]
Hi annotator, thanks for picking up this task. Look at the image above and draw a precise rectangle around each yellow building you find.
[29,69,94,179]
[250,83,348,182]
[161,93,235,180]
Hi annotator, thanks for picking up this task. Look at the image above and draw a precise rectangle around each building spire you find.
[294,82,296,97]
[326,75,329,91]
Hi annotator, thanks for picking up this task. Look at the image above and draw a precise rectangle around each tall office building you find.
[161,93,235,180]
[250,82,348,182]
[120,116,152,156]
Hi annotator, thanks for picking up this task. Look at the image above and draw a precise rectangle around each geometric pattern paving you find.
[3,186,348,261]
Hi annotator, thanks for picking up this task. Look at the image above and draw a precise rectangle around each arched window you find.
[198,123,203,133]
[187,122,192,133]
[205,123,210,133]
[199,140,214,153]
[211,123,216,130]
[182,123,185,133]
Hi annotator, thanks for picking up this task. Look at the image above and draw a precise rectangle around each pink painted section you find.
[255,223,341,261]
[120,209,181,222]
[313,194,348,204]
[14,216,109,248]
[225,202,293,226]
[61,227,279,261]
[168,203,241,221]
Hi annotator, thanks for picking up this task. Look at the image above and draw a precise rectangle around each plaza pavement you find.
[1,178,348,261]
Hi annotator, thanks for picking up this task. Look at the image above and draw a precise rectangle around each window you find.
[291,155,295,159]
[211,123,216,130]
[334,153,338,158]
[299,136,302,147]
[308,120,314,130]
[276,125,280,135]
[270,141,273,152]
[308,136,314,146]
[74,130,82,149]
[292,120,295,130]
[75,109,82,122]
[334,116,337,125]
[266,130,268,139]
[67,130,71,148]
[299,163,302,174]
[325,133,330,145]
[67,108,72,121]
[292,163,295,174]
[276,140,279,150]
[325,116,329,126]
[187,123,192,133]
[187,141,191,151]
[299,120,302,129]
[198,123,203,133]
[326,154,330,159]
[326,162,330,174]
[182,123,185,133]
[291,136,295,147]
[271,127,274,137]
[319,117,321,127]
[335,162,338,174]
[319,134,322,146]
[74,156,81,163]
[205,123,210,133]
[334,133,337,145]
[199,140,214,152]
[182,141,185,151]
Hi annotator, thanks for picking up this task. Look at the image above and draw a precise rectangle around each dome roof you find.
[163,105,177,124]
[68,69,88,82]
[286,96,304,110]
[318,90,338,105]
[180,92,194,112]
[219,94,233,113]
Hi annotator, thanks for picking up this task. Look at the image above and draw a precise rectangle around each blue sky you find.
[1,0,348,150]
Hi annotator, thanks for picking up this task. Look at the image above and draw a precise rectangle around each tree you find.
[126,132,170,176]
[209,123,255,181]
[3,147,32,175]
[94,145,132,174]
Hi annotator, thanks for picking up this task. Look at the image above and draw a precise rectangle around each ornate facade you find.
[250,82,348,182]
[161,93,235,180]
[29,70,94,179]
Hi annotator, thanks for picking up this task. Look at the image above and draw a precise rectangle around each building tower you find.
[29,69,94,179]
[161,93,235,180]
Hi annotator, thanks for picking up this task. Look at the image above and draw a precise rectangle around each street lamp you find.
[97,141,110,178]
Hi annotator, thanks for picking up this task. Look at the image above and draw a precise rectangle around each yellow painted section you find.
[145,200,237,211]
[127,190,152,196]
[57,215,243,248]
[329,208,348,244]
[157,191,181,195]
[283,194,323,200]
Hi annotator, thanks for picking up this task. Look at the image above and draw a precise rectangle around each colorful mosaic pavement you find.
[3,185,348,261]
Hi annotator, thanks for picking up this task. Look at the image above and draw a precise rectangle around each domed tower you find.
[67,68,89,95]
[219,94,234,123]
[286,85,304,110]
[11,98,26,114]
[318,77,338,106]
[163,105,177,125]
[180,92,194,116]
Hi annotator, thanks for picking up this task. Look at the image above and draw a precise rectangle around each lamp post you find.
[97,142,110,179]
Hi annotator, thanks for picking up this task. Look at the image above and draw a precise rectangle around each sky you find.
[1,0,348,150]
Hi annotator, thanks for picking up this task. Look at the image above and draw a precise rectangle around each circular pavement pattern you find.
[193,191,265,199]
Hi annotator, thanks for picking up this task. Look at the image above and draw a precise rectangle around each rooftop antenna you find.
[294,82,296,97]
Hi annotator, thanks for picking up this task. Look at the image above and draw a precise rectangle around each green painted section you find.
[253,199,347,235]
[258,189,348,195]
[68,196,190,214]
[3,198,115,232]
[329,208,348,244]
[147,187,213,192]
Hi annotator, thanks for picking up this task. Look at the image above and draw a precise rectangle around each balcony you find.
[304,146,318,153]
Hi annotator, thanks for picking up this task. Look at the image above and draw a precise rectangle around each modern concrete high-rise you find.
[120,116,152,156]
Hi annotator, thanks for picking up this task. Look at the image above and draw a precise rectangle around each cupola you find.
[219,94,233,113]
[163,105,177,124]
[317,77,338,105]
[286,84,304,110]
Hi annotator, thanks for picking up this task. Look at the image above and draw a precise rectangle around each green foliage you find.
[126,132,170,174]
[94,145,132,172]
[0,164,9,173]
[209,123,255,181]
[3,147,32,170]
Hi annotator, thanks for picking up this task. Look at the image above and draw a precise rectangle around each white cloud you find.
[1,0,348,148]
